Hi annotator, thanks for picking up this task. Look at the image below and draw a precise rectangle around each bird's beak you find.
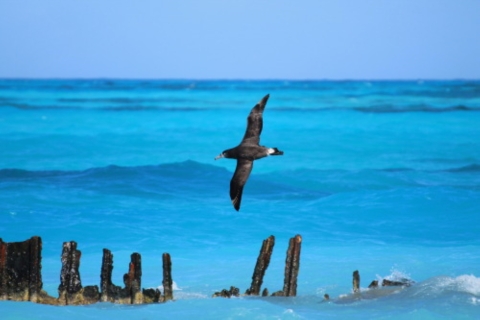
[214,153,224,160]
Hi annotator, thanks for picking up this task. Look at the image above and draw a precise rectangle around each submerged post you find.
[282,234,302,297]
[382,279,413,287]
[368,280,379,288]
[162,253,173,301]
[124,253,142,304]
[58,241,82,304]
[246,235,275,295]
[0,238,6,300]
[100,248,115,302]
[353,270,360,293]
[213,286,240,298]
[0,236,49,302]
[58,241,99,305]
[27,236,42,302]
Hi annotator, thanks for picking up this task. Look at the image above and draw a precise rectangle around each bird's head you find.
[214,152,225,160]
[214,148,235,160]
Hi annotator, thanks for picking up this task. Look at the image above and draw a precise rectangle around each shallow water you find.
[1,80,480,319]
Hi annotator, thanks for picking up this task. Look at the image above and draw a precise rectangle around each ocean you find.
[1,79,479,319]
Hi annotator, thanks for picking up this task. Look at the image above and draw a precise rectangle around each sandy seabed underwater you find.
[1,79,480,319]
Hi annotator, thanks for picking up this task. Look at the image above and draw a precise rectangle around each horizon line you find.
[0,77,479,82]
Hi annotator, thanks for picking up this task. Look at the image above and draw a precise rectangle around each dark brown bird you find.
[214,94,284,211]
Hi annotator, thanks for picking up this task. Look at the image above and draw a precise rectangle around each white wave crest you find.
[437,274,480,296]
[157,280,182,292]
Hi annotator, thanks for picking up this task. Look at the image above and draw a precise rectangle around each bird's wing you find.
[230,159,254,211]
[241,94,269,145]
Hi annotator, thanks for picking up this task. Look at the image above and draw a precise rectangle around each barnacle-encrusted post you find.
[162,253,173,301]
[246,235,275,295]
[353,270,360,293]
[124,253,143,304]
[282,234,302,297]
[0,236,51,302]
[58,241,99,305]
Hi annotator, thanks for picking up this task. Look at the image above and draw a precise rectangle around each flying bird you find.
[214,94,284,211]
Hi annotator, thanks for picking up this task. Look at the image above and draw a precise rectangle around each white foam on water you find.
[436,274,480,296]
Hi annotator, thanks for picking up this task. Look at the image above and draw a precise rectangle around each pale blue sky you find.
[0,0,479,79]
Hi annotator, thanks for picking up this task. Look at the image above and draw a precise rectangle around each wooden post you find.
[125,253,142,304]
[0,237,57,304]
[0,238,5,300]
[58,241,82,304]
[143,287,161,303]
[246,235,275,295]
[100,248,114,302]
[58,241,99,305]
[212,286,240,298]
[261,288,269,296]
[0,237,45,302]
[27,236,42,303]
[353,270,360,293]
[382,279,413,287]
[162,253,173,301]
[282,234,302,297]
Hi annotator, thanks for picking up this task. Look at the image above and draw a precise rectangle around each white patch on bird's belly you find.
[267,148,276,155]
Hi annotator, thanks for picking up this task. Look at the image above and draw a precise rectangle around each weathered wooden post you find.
[283,234,302,297]
[162,253,173,301]
[262,288,269,297]
[368,280,379,288]
[213,286,240,298]
[100,248,118,302]
[0,238,6,300]
[352,270,360,293]
[58,241,99,305]
[58,241,82,304]
[0,237,56,304]
[382,279,413,287]
[0,236,48,302]
[246,235,275,296]
[142,287,161,303]
[27,236,42,303]
[125,253,142,304]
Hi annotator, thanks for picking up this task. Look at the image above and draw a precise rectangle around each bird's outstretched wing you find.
[230,159,254,211]
[241,94,269,145]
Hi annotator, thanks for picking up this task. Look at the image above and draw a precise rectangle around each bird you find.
[214,94,284,211]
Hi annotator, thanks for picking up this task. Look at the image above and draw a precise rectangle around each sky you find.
[0,0,479,80]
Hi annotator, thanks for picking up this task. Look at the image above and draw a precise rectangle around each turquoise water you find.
[1,80,480,319]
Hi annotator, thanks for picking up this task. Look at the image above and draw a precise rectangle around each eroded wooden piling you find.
[382,279,413,287]
[262,288,269,296]
[1,236,39,301]
[368,280,379,288]
[27,236,42,303]
[213,286,240,298]
[0,236,56,304]
[58,241,99,305]
[124,253,142,304]
[100,248,121,302]
[162,253,173,301]
[246,235,275,296]
[58,241,82,304]
[353,270,360,293]
[0,238,6,300]
[282,234,302,297]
